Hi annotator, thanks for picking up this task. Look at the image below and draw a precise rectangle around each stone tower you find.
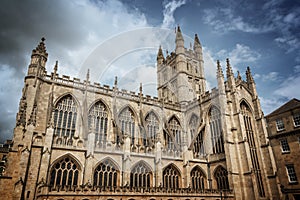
[157,26,206,104]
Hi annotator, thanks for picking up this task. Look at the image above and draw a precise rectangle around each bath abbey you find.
[0,27,281,199]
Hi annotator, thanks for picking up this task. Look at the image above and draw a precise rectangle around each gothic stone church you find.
[0,27,280,199]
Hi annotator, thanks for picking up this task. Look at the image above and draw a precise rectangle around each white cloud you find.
[203,8,272,34]
[274,75,300,99]
[262,72,279,82]
[161,0,186,28]
[294,65,300,73]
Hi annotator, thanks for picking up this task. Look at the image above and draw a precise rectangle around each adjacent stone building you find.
[0,27,280,199]
[266,98,300,199]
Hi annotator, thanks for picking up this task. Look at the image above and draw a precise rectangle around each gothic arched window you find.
[88,101,108,147]
[214,166,229,190]
[53,95,77,138]
[118,107,135,145]
[93,159,118,188]
[130,162,152,188]
[209,106,224,154]
[191,166,205,190]
[168,117,182,151]
[193,130,205,158]
[145,112,159,146]
[49,156,80,187]
[163,164,181,189]
[241,102,265,197]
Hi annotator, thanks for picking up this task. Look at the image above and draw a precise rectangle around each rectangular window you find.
[280,138,290,153]
[276,119,285,131]
[286,165,298,183]
[293,113,300,127]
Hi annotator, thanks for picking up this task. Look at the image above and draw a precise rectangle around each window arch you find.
[93,159,118,188]
[191,166,205,190]
[88,100,108,147]
[130,161,152,188]
[163,164,181,189]
[49,156,80,187]
[118,107,135,145]
[214,166,229,190]
[209,106,224,154]
[53,95,77,138]
[240,101,265,197]
[145,112,159,146]
[168,116,182,151]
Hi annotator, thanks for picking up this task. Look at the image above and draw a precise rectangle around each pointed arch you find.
[239,99,254,114]
[145,111,160,146]
[53,92,80,108]
[53,94,78,138]
[208,106,224,154]
[93,158,119,187]
[88,99,109,147]
[190,165,206,190]
[96,157,120,171]
[163,163,181,189]
[130,160,153,188]
[49,154,81,187]
[214,166,229,190]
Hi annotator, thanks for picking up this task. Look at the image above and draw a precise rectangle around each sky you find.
[0,0,299,142]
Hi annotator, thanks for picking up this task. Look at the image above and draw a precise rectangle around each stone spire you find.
[175,26,184,54]
[27,37,48,76]
[246,66,254,83]
[193,34,202,54]
[157,45,165,65]
[226,58,236,90]
[217,60,225,95]
[86,69,90,82]
[216,60,224,78]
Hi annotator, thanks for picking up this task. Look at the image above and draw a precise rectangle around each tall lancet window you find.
[145,112,159,146]
[118,107,135,145]
[49,156,80,187]
[130,162,152,188]
[88,100,108,147]
[163,164,181,189]
[53,95,77,138]
[241,102,265,197]
[209,106,224,154]
[168,117,182,151]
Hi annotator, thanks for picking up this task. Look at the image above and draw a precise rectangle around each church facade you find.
[0,27,280,199]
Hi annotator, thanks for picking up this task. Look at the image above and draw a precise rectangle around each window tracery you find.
[93,159,118,188]
[209,107,224,154]
[88,101,108,147]
[53,95,77,139]
[49,157,79,187]
[118,107,135,145]
[190,166,205,190]
[145,112,159,146]
[163,164,181,189]
[241,102,265,197]
[130,162,152,188]
[168,117,182,151]
[214,166,229,190]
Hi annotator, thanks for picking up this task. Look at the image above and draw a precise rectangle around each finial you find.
[41,37,45,42]
[237,70,242,80]
[217,60,221,68]
[226,58,233,77]
[86,69,90,82]
[246,66,253,82]
[194,34,200,44]
[54,61,58,73]
[139,83,143,94]
[177,25,181,32]
[114,76,118,86]
[217,60,224,77]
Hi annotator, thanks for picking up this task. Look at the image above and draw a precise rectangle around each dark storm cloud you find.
[0,0,149,142]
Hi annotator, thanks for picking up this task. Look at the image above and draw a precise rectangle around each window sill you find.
[282,151,290,154]
[288,181,298,185]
